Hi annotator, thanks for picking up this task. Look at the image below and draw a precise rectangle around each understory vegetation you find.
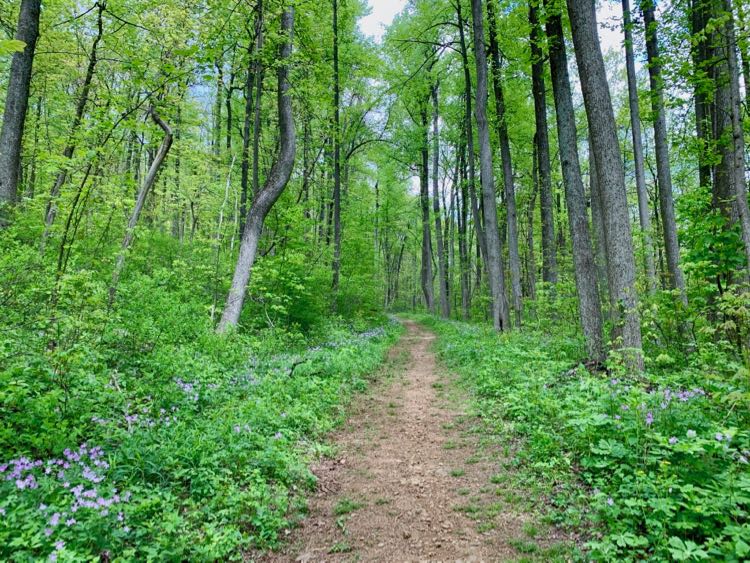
[0,234,400,560]
[423,311,750,561]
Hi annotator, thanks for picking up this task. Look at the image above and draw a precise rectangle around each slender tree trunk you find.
[109,109,173,305]
[420,104,436,313]
[0,0,41,215]
[642,1,688,299]
[331,0,343,299]
[567,0,644,369]
[252,1,265,198]
[471,0,510,331]
[431,82,450,317]
[41,1,106,246]
[622,0,657,292]
[488,0,522,326]
[691,0,714,195]
[214,60,224,157]
[527,138,538,300]
[457,1,489,277]
[458,136,471,319]
[545,5,605,361]
[530,2,558,285]
[217,7,296,332]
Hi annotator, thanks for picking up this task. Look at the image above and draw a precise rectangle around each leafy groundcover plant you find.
[0,306,401,561]
[421,316,750,561]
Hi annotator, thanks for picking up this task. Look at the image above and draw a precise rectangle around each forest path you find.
[259,320,562,562]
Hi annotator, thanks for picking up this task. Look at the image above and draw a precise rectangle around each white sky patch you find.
[359,0,406,43]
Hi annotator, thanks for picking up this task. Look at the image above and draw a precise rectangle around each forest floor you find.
[257,320,572,562]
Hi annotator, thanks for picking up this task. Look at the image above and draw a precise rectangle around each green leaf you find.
[0,39,26,56]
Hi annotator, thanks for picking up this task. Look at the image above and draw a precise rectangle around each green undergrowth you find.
[1,287,401,561]
[419,315,750,562]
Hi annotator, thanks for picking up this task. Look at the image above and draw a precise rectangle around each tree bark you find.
[0,0,41,215]
[471,0,510,331]
[420,104,435,313]
[109,109,173,305]
[722,0,750,274]
[545,5,605,361]
[217,7,296,332]
[456,1,488,270]
[458,134,471,319]
[488,0,522,327]
[567,0,643,369]
[642,1,687,299]
[529,1,558,285]
[622,0,657,293]
[431,82,450,317]
[240,5,263,238]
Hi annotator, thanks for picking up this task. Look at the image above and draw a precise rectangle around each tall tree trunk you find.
[0,0,41,216]
[723,0,750,273]
[41,1,106,246]
[471,0,510,331]
[488,0,522,326]
[109,109,173,304]
[456,1,488,271]
[622,0,657,293]
[529,1,558,285]
[458,136,471,319]
[567,0,644,370]
[217,7,296,332]
[527,137,538,300]
[214,60,224,158]
[545,5,605,361]
[252,1,265,198]
[642,1,688,299]
[589,147,609,307]
[331,0,343,299]
[431,82,450,317]
[239,6,262,238]
[420,104,436,313]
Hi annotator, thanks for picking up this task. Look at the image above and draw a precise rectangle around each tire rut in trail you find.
[257,320,567,562]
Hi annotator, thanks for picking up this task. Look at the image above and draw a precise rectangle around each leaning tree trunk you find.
[420,104,436,313]
[567,0,644,370]
[545,4,605,361]
[529,1,558,286]
[0,0,41,215]
[622,0,657,293]
[488,0,522,327]
[471,0,510,331]
[642,1,687,300]
[217,7,296,332]
[109,109,174,305]
[432,82,450,318]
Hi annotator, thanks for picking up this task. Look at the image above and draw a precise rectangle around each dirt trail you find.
[259,321,567,562]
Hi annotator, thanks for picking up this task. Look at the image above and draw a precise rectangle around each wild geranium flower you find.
[715,432,724,441]
[645,412,654,426]
[44,528,53,537]
[669,437,678,445]
[274,432,283,440]
[49,513,61,527]
[687,429,697,439]
[620,404,629,411]
[607,497,614,506]
[65,518,76,526]
[54,540,64,551]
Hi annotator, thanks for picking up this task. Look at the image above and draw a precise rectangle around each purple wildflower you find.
[669,437,678,445]
[645,412,654,426]
[607,498,614,506]
[54,540,64,551]
[687,429,697,439]
[715,432,724,442]
[65,518,76,526]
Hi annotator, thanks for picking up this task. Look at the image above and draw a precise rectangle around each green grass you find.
[334,497,366,516]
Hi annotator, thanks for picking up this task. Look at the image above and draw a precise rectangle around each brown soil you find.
[256,320,571,562]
